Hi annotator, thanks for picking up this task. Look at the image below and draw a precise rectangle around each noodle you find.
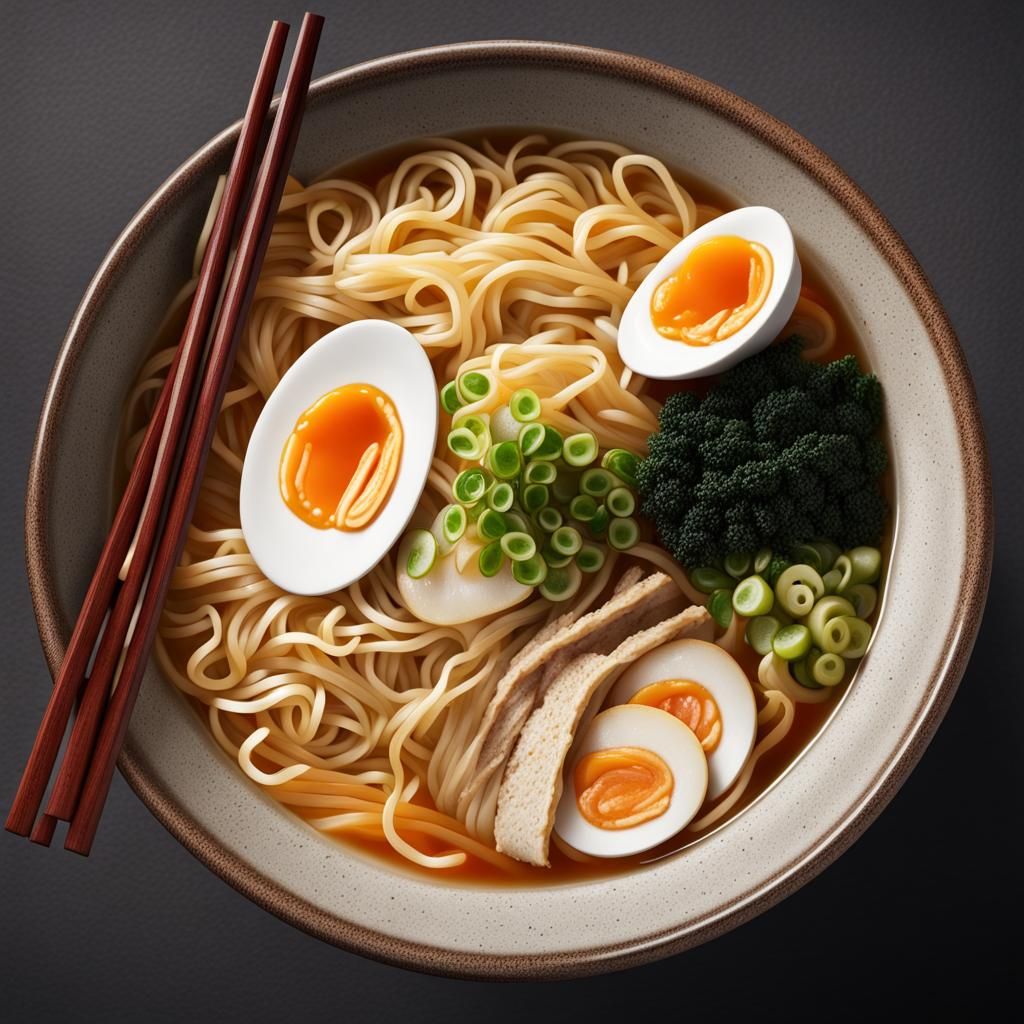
[128,136,832,876]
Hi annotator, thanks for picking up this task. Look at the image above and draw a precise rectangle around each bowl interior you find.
[29,44,988,978]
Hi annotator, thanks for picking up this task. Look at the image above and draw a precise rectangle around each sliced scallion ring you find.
[440,380,463,415]
[441,504,467,545]
[551,525,583,557]
[500,532,537,562]
[452,468,488,505]
[745,614,782,656]
[607,516,638,551]
[732,574,774,617]
[580,467,614,498]
[486,481,515,513]
[772,623,812,661]
[601,448,639,488]
[447,427,482,460]
[523,460,557,486]
[487,441,521,480]
[532,425,563,461]
[518,422,546,457]
[606,486,636,519]
[541,545,573,568]
[576,544,605,573]
[457,370,491,404]
[404,530,437,579]
[512,554,548,587]
[509,387,541,422]
[723,550,752,579]
[477,508,508,541]
[539,563,582,602]
[569,494,598,522]
[522,483,549,514]
[535,506,563,533]
[478,541,504,578]
[587,504,610,537]
[708,588,734,629]
[562,432,598,468]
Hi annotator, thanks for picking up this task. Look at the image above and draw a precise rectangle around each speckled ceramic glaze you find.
[25,42,991,979]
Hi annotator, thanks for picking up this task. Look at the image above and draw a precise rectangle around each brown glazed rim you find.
[25,41,992,980]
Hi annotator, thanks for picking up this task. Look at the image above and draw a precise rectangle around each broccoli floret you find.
[640,340,889,567]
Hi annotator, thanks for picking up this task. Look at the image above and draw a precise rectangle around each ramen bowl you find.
[25,41,991,979]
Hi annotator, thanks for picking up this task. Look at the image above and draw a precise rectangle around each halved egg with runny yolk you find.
[650,235,773,346]
[279,382,402,532]
[608,639,757,801]
[554,704,708,858]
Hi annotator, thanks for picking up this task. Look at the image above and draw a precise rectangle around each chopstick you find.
[62,12,324,856]
[6,13,324,852]
[6,19,290,841]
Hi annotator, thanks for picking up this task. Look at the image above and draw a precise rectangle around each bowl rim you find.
[24,39,993,979]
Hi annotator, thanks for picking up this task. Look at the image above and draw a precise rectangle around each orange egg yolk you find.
[279,383,402,532]
[628,679,722,753]
[650,234,772,346]
[574,746,674,830]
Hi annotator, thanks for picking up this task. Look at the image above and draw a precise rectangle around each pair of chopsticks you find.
[6,13,324,855]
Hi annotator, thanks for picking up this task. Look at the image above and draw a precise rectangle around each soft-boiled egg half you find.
[617,207,801,380]
[554,704,708,859]
[240,320,437,595]
[608,639,757,801]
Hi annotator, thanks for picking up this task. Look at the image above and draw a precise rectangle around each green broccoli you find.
[638,337,888,566]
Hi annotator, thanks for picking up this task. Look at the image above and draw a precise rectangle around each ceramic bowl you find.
[25,41,992,979]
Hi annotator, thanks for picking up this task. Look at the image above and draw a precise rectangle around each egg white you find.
[554,704,708,859]
[239,320,437,595]
[617,206,801,380]
[607,639,757,800]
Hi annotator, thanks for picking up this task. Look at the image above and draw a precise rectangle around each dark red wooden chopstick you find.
[5,20,291,841]
[63,12,324,856]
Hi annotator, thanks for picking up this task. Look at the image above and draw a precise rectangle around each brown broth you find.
[167,129,893,887]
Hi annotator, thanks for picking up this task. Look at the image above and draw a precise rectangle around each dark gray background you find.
[2,1,1020,1019]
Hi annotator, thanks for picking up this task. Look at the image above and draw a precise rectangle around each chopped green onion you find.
[753,547,773,574]
[772,623,812,661]
[776,564,825,616]
[513,554,548,587]
[532,425,564,461]
[502,511,528,535]
[454,412,490,439]
[457,370,491,403]
[522,483,549,514]
[441,504,467,545]
[501,532,536,562]
[601,448,639,488]
[509,387,542,422]
[822,568,844,594]
[562,432,598,468]
[793,651,823,689]
[588,504,610,537]
[541,545,573,568]
[551,469,580,505]
[606,487,636,519]
[810,540,841,571]
[486,481,515,513]
[607,516,639,551]
[524,460,557,486]
[404,530,436,579]
[540,563,582,603]
[708,589,734,629]
[840,616,873,659]
[745,615,782,656]
[580,468,614,499]
[477,508,508,541]
[689,567,734,594]
[478,541,504,578]
[487,441,521,480]
[551,526,582,557]
[812,651,845,687]
[576,544,606,573]
[846,584,878,619]
[569,494,598,522]
[732,574,774,617]
[847,546,882,584]
[791,543,823,573]
[723,551,752,579]
[452,468,489,505]
[440,380,463,415]
[448,427,482,460]
[536,506,563,533]
[820,616,852,655]
[518,422,546,457]
[807,595,856,648]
